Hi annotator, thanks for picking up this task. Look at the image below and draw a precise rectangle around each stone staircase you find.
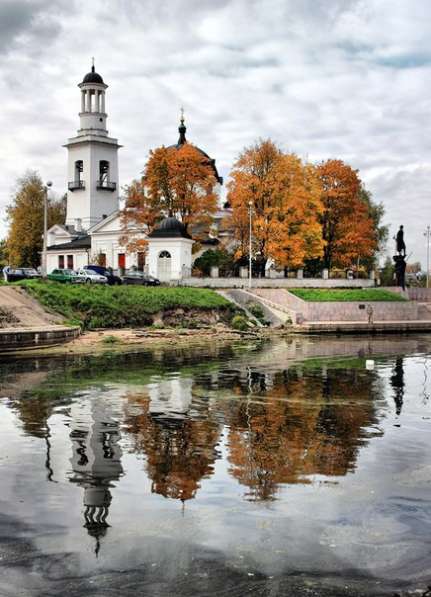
[218,289,293,327]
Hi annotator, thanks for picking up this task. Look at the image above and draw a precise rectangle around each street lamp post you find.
[42,181,53,277]
[248,201,253,289]
[425,225,431,289]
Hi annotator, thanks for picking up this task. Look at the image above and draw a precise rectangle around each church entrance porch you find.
[158,251,172,282]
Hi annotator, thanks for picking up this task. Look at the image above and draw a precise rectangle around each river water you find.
[0,336,430,596]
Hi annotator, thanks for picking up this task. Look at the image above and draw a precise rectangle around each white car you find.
[75,268,108,284]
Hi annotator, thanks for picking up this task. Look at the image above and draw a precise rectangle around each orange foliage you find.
[317,159,377,269]
[121,144,218,251]
[227,140,324,269]
[122,392,220,502]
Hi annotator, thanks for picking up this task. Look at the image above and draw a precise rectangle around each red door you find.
[118,253,126,270]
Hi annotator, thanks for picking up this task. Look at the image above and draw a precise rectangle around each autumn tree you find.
[0,240,8,269]
[317,160,377,271]
[6,171,66,268]
[121,143,218,252]
[227,139,324,272]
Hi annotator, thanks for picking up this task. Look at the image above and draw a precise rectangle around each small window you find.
[99,160,110,184]
[58,255,65,269]
[67,255,74,270]
[159,251,171,258]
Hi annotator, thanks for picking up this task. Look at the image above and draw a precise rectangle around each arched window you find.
[159,251,171,258]
[75,160,83,182]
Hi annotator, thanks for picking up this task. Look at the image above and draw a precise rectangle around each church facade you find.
[46,64,228,281]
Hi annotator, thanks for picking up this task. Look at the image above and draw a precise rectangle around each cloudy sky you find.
[0,0,430,265]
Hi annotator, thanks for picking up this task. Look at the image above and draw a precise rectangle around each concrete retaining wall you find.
[406,287,431,302]
[250,288,419,322]
[0,326,80,352]
[180,277,374,289]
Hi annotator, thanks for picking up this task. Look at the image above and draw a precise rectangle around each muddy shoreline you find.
[0,325,276,359]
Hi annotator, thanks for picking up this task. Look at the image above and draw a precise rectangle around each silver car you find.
[75,268,108,285]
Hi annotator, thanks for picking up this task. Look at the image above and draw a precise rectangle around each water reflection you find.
[1,337,431,593]
[124,378,221,502]
[390,357,405,416]
[218,368,381,500]
[68,398,123,555]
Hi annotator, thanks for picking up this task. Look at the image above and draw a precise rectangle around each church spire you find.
[178,107,186,145]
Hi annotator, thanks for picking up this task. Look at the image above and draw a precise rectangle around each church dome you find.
[169,112,223,185]
[82,65,104,85]
[148,216,192,239]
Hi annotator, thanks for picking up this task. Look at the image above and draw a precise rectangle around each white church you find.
[46,63,227,282]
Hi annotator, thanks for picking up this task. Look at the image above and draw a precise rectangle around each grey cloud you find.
[0,0,430,266]
[0,0,66,55]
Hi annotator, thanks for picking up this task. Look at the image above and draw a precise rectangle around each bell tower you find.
[64,60,122,230]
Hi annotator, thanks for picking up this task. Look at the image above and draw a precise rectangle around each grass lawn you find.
[20,280,232,329]
[289,288,405,302]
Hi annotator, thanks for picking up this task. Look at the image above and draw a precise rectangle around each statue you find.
[393,254,406,291]
[396,225,406,256]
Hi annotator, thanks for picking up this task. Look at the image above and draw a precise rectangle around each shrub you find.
[101,335,122,344]
[231,314,249,331]
[247,302,265,321]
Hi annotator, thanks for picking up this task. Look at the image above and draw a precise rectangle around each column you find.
[81,90,85,112]
[101,91,105,113]
[86,90,92,112]
[95,91,100,113]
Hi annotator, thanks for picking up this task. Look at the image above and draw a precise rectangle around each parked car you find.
[75,268,108,284]
[48,269,81,283]
[4,267,42,282]
[83,265,122,285]
[122,272,161,286]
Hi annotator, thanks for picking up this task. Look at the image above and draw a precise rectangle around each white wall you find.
[147,238,193,280]
[65,138,120,230]
[46,251,89,273]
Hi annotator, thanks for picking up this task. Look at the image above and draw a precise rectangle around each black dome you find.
[82,65,104,85]
[148,216,192,239]
[169,115,223,184]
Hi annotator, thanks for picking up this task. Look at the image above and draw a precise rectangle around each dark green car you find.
[47,269,80,283]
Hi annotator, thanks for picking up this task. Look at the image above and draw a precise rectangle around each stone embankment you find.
[228,287,431,334]
[0,287,80,352]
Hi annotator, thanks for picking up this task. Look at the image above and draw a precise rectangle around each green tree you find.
[360,188,389,270]
[6,172,65,268]
[379,256,395,286]
[193,249,234,276]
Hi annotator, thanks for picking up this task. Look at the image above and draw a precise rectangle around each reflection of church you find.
[46,63,228,281]
[68,397,123,554]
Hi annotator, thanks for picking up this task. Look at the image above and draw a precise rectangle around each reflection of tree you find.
[123,392,221,501]
[220,368,381,501]
[390,357,404,416]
